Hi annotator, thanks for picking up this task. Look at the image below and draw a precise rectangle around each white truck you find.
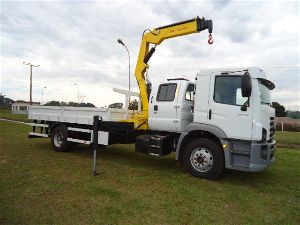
[28,18,276,180]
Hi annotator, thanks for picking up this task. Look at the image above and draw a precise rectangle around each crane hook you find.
[208,34,213,45]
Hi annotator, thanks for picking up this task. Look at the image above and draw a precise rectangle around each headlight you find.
[261,145,268,160]
[262,128,267,142]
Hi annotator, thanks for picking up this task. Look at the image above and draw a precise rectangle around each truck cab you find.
[193,67,275,143]
[147,67,276,179]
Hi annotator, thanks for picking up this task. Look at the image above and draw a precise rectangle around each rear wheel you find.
[182,138,224,180]
[51,125,75,152]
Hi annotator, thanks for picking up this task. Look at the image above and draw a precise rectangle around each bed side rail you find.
[28,122,109,145]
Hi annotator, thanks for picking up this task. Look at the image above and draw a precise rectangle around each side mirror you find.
[241,72,252,97]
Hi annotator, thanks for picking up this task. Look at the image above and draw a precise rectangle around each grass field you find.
[0,108,30,123]
[276,131,300,147]
[0,121,299,225]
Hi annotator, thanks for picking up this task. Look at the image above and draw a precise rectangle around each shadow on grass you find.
[34,142,276,184]
[34,142,184,174]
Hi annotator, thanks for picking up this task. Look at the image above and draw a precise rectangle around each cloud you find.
[0,0,299,110]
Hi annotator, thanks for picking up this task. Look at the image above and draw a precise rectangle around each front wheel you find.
[182,138,224,180]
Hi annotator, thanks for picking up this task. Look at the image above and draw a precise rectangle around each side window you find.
[19,106,27,111]
[235,88,245,105]
[214,76,248,106]
[157,83,177,101]
[185,84,195,101]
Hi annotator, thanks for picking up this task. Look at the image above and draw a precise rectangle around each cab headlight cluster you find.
[262,128,267,142]
[261,145,268,160]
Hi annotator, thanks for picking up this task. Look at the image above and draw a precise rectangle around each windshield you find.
[258,79,272,105]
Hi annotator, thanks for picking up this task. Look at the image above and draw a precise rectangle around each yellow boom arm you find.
[132,17,213,129]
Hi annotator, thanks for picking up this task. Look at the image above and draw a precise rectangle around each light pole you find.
[23,61,40,105]
[117,39,131,109]
[42,86,47,105]
[73,83,79,103]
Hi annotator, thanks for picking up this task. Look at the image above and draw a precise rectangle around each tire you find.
[51,125,73,152]
[182,138,224,180]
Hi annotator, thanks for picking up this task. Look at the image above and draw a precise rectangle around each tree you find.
[108,102,123,109]
[68,102,80,107]
[43,101,62,106]
[272,102,287,117]
[79,103,95,107]
[43,101,95,107]
[128,99,138,110]
[0,94,14,107]
[287,110,300,119]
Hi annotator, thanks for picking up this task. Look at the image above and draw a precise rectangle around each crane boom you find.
[130,16,213,129]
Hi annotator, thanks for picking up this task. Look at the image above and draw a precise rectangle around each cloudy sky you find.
[1,0,299,109]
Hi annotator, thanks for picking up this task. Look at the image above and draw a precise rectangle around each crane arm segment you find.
[132,17,213,129]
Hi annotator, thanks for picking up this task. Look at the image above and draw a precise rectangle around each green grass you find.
[0,121,299,225]
[0,108,30,123]
[276,131,300,146]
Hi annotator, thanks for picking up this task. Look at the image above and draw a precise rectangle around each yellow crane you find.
[126,16,213,130]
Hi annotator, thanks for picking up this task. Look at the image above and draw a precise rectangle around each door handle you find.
[209,109,212,120]
[154,105,158,111]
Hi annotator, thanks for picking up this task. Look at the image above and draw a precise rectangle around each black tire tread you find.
[182,138,224,180]
[51,125,70,152]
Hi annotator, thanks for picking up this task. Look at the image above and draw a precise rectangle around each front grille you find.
[270,117,275,140]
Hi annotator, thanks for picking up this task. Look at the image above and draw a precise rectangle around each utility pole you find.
[23,62,40,105]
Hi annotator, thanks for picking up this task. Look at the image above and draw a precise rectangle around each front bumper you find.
[224,139,276,172]
[248,139,276,171]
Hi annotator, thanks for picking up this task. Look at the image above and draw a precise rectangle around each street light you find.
[117,38,131,109]
[73,83,79,103]
[42,86,47,105]
[23,61,40,105]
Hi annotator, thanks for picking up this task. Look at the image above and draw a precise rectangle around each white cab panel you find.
[176,81,195,131]
[149,80,194,132]
[193,74,211,124]
[206,73,253,140]
[149,82,179,132]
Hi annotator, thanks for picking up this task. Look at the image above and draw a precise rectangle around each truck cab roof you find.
[197,67,268,79]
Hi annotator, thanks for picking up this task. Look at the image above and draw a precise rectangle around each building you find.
[11,101,40,114]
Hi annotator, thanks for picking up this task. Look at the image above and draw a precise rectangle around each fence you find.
[275,117,300,132]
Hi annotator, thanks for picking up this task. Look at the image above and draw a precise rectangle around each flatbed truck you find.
[28,17,276,180]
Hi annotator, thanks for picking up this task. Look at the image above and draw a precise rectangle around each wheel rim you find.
[190,147,214,172]
[53,131,64,147]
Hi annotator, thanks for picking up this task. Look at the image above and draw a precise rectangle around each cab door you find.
[207,74,253,140]
[177,82,195,131]
[149,82,179,132]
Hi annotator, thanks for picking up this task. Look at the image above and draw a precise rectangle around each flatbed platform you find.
[29,106,134,125]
